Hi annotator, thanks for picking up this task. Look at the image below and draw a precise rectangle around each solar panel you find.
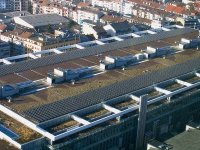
[24,57,200,123]
[0,27,195,77]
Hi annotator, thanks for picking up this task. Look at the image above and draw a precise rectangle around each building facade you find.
[0,0,29,12]
[0,41,10,58]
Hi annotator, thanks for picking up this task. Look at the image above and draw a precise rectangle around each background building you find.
[0,0,6,11]
[0,0,29,12]
[0,41,10,58]
[13,14,69,30]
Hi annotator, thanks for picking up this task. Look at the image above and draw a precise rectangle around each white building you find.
[103,21,131,36]
[151,20,167,29]
[182,0,196,4]
[82,25,107,39]
[0,0,6,10]
[77,8,103,25]
[0,0,29,12]
[92,0,133,14]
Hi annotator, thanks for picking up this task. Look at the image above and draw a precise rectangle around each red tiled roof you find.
[0,24,7,31]
[77,2,90,8]
[165,5,176,12]
[165,4,186,14]
[194,2,200,12]
[175,7,185,14]
[19,32,33,39]
[2,29,23,37]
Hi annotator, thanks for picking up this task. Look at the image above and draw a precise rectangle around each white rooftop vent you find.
[6,96,12,103]
[71,80,75,85]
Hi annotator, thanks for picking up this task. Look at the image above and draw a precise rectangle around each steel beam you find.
[175,79,193,87]
[154,87,172,95]
[103,104,121,114]
[71,115,90,125]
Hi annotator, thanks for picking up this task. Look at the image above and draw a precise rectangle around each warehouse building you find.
[14,14,69,30]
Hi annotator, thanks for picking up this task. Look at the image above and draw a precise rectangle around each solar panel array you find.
[0,28,195,77]
[24,57,200,123]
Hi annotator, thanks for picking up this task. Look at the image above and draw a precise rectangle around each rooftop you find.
[0,26,199,103]
[110,21,131,32]
[101,15,126,23]
[0,27,198,119]
[0,140,18,150]
[0,26,200,144]
[164,129,200,150]
[14,14,69,28]
[0,111,41,144]
[78,7,101,14]
[93,26,106,34]
[24,57,200,123]
[1,11,31,18]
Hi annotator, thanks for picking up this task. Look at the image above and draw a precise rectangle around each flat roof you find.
[0,27,196,77]
[24,57,200,123]
[0,26,200,143]
[0,27,199,123]
[1,11,31,18]
[165,129,200,150]
[0,111,41,144]
[14,14,69,27]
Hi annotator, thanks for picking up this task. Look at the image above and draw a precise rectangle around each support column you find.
[102,104,121,114]
[175,79,193,87]
[103,104,122,122]
[195,73,200,77]
[71,115,90,125]
[114,36,124,41]
[76,44,85,49]
[167,97,171,103]
[130,94,140,102]
[135,95,148,150]
[154,87,172,95]
[2,59,12,64]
